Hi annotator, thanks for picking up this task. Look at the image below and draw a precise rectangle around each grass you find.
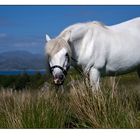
[0,72,140,128]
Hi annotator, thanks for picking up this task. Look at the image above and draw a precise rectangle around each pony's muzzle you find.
[53,74,64,85]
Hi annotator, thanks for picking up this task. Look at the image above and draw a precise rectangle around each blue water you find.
[0,70,46,75]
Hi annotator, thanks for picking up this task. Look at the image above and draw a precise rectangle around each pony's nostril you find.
[59,75,64,80]
[54,75,58,79]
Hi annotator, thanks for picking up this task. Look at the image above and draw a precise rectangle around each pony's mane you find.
[47,20,107,58]
[46,37,71,57]
[60,20,107,36]
[91,21,106,28]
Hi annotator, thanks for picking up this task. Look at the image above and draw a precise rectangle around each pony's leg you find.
[89,67,100,91]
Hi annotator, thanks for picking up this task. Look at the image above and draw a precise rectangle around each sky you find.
[0,5,140,54]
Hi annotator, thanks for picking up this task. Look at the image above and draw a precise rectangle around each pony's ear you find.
[62,31,71,41]
[46,34,51,42]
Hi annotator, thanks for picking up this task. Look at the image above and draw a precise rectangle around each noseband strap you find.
[50,65,69,76]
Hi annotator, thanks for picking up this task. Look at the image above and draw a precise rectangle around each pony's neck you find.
[60,24,89,65]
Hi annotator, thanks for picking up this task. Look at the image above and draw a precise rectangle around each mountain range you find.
[0,51,46,70]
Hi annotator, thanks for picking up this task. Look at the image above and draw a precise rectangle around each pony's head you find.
[45,33,71,85]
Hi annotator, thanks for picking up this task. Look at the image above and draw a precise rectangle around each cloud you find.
[0,34,44,54]
[0,33,7,38]
[13,41,41,48]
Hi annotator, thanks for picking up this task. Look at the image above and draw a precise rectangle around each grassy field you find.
[0,72,140,128]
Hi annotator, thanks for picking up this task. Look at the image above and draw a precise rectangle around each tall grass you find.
[0,74,140,128]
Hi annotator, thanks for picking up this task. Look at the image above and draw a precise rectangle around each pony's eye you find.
[65,53,68,57]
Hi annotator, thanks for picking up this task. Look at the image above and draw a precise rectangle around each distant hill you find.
[0,51,46,70]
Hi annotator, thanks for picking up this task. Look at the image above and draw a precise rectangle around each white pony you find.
[45,17,140,89]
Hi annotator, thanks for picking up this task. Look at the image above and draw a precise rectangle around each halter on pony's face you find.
[46,34,71,85]
[48,47,70,85]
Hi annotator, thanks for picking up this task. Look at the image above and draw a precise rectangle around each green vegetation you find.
[0,70,140,128]
[0,72,47,90]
